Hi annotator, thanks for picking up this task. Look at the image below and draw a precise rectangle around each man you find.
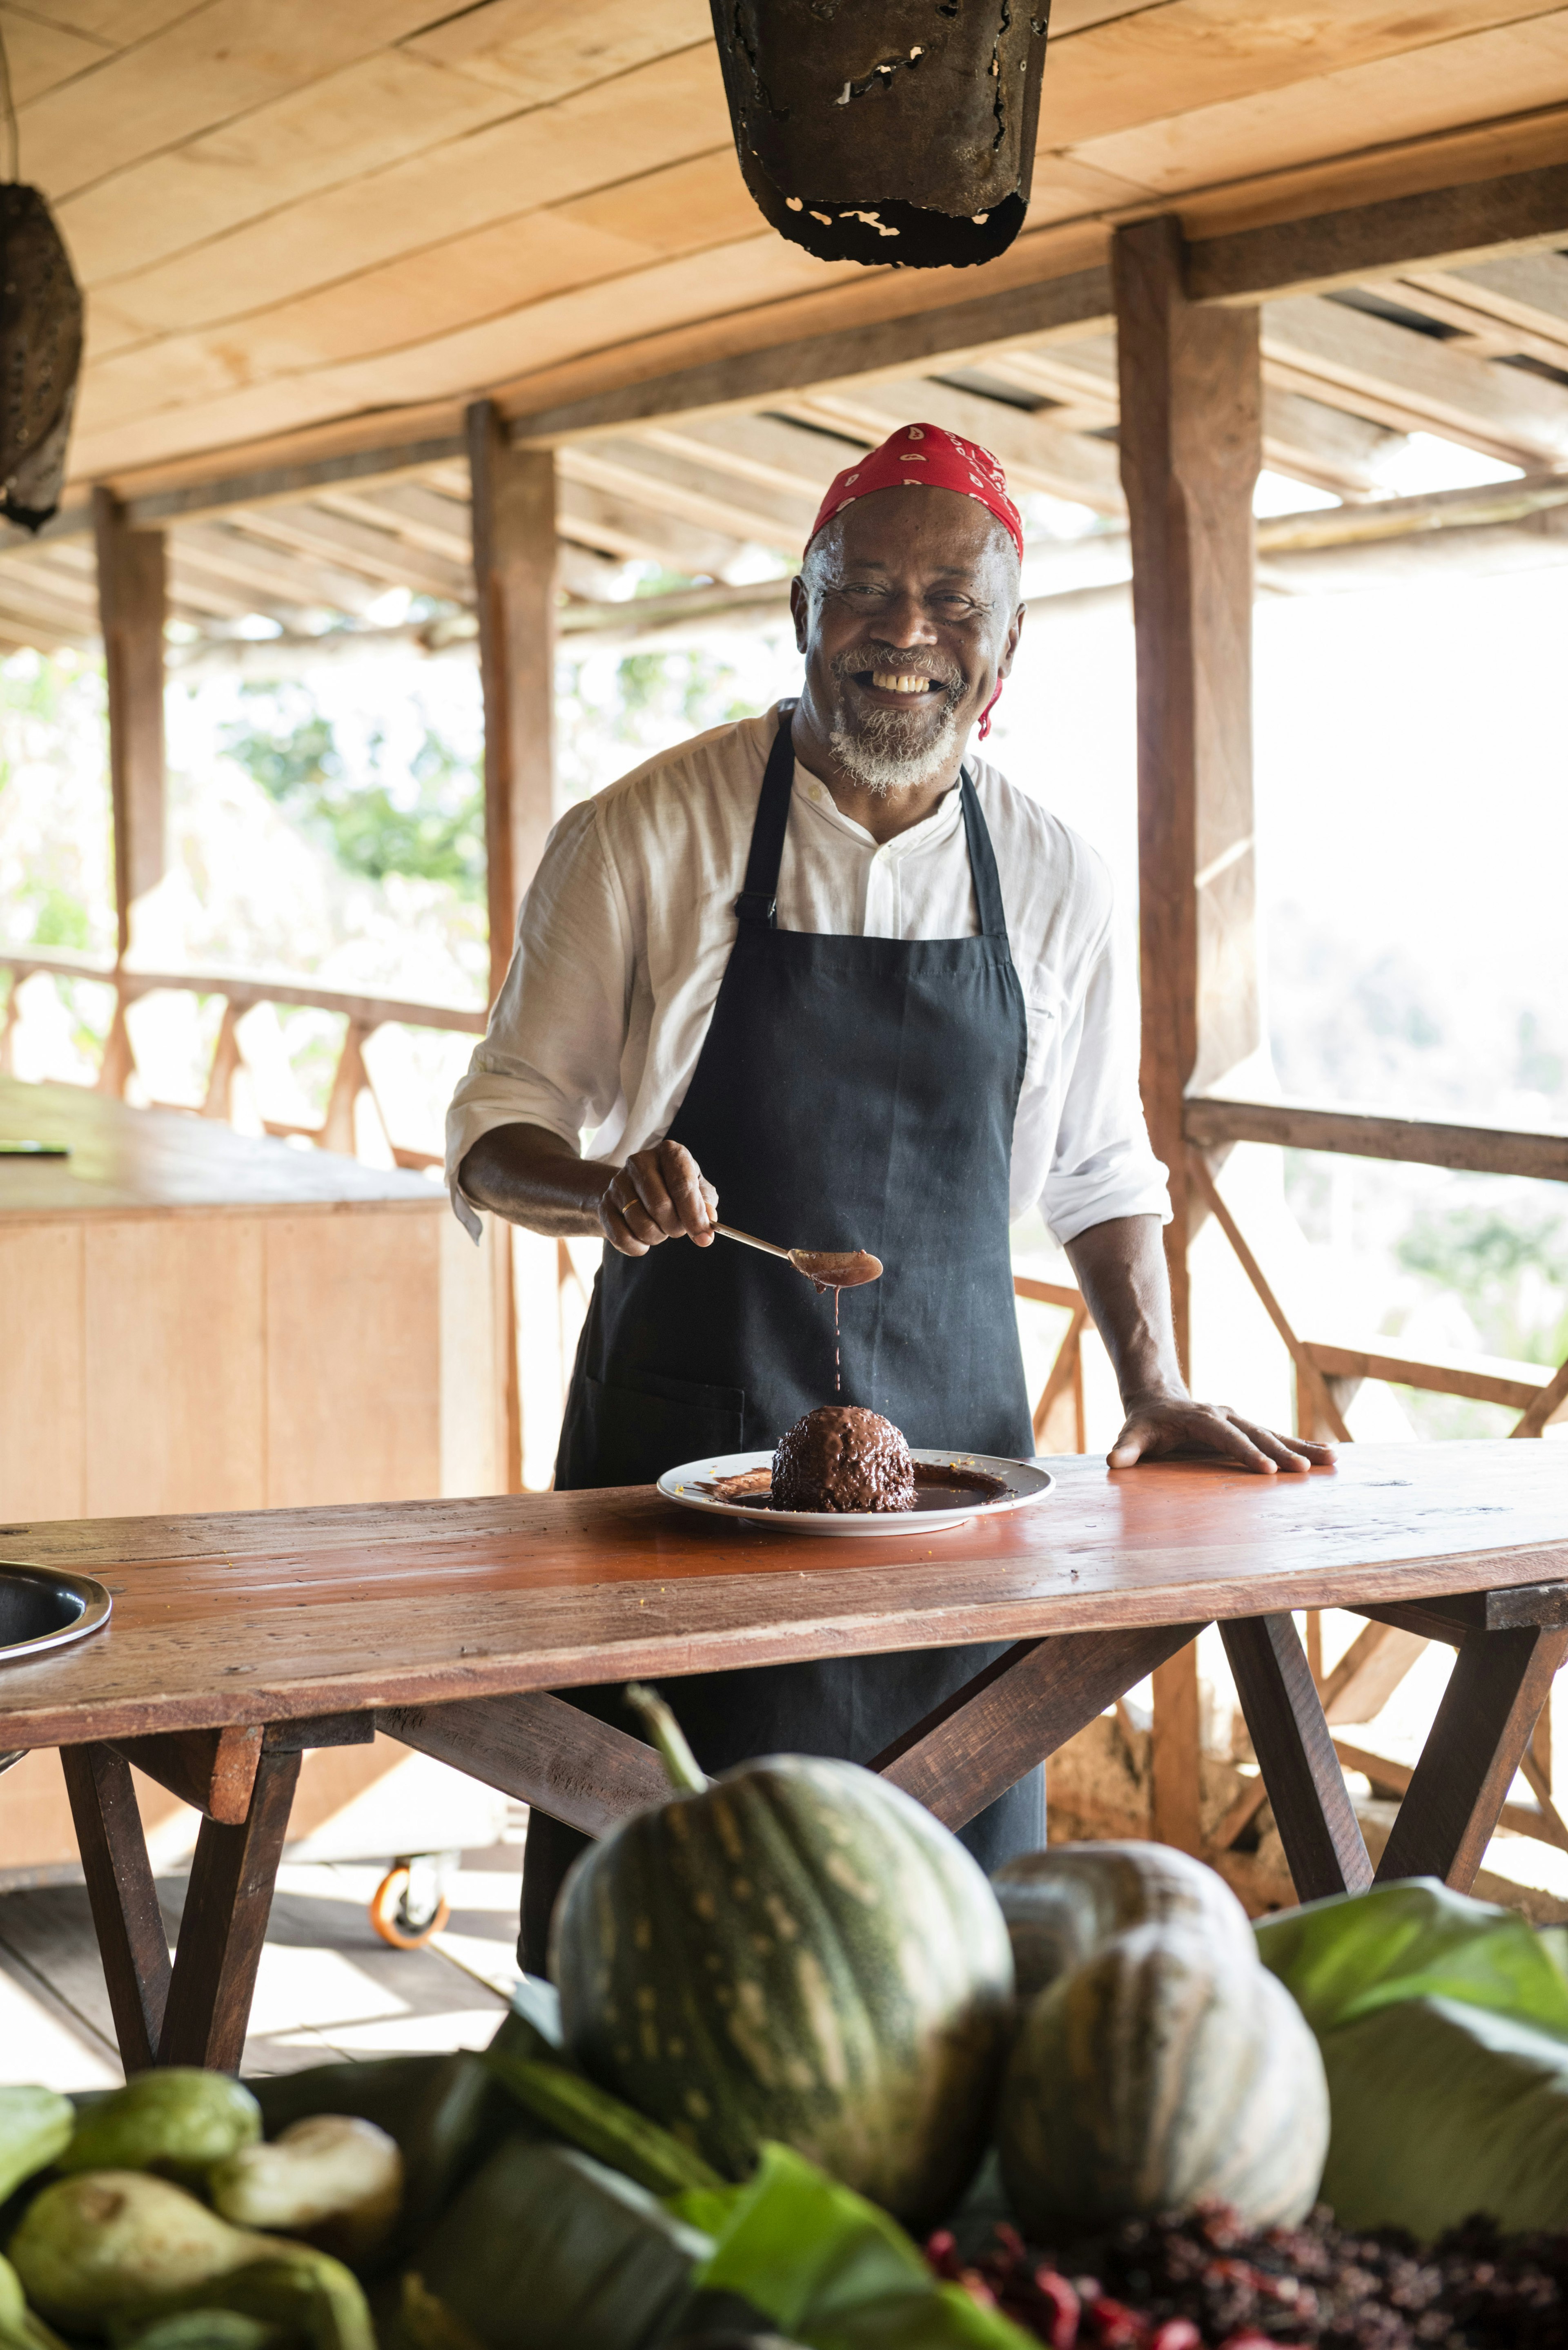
[448,424,1332,1966]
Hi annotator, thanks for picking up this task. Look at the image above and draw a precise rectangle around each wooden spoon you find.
[713,1222,883,1290]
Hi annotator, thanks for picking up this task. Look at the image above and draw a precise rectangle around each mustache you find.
[829,644,964,696]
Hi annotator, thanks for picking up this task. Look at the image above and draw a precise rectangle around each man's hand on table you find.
[1107,1391,1334,1476]
[1064,1212,1336,1478]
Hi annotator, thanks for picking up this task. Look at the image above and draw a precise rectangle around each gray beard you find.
[826,700,966,798]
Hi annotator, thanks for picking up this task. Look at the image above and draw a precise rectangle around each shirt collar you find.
[791,759,966,854]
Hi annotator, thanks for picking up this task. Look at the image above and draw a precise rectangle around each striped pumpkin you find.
[553,1746,1014,2228]
[998,1922,1330,2232]
[992,1841,1258,1999]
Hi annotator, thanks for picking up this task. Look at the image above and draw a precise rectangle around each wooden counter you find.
[0,1077,508,1522]
[0,1076,511,1890]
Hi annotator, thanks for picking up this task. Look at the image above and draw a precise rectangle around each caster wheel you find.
[370,1860,452,1949]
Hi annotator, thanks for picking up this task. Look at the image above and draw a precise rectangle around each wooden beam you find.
[94,489,167,960]
[1182,1096,1568,1183]
[1221,1613,1374,1901]
[381,1692,667,1839]
[1114,214,1263,1375]
[1373,1625,1568,1891]
[169,522,382,617]
[158,1747,301,2069]
[559,440,815,554]
[1306,1338,1557,1415]
[1261,295,1568,471]
[639,413,858,502]
[60,1743,171,2074]
[1259,386,1405,499]
[557,477,747,582]
[469,401,557,1005]
[109,1726,263,1825]
[1333,1735,1568,1853]
[507,268,1115,448]
[229,504,472,602]
[870,1621,1203,1830]
[1189,162,1568,307]
[1150,1642,1205,1855]
[123,435,468,532]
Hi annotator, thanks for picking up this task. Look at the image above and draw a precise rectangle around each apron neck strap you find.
[958,771,1010,943]
[735,702,1011,946]
[734,703,798,926]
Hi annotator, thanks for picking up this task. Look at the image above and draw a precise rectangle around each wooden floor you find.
[0,1843,523,2091]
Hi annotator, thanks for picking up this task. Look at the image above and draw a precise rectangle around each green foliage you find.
[1395,1195,1568,1369]
[222,686,484,898]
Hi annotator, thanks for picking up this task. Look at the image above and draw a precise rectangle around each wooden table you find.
[7,1440,1568,2074]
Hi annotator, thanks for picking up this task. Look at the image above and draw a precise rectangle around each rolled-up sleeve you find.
[444,802,631,1238]
[1040,908,1170,1247]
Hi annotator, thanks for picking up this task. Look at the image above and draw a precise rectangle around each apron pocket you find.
[570,1370,746,1488]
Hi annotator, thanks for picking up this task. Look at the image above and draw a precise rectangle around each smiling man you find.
[448,423,1330,1964]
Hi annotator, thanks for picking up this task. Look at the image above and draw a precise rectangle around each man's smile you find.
[846,662,956,709]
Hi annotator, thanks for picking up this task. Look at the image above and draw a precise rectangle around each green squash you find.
[552,1689,1014,2229]
[998,1922,1328,2233]
[992,1842,1255,2000]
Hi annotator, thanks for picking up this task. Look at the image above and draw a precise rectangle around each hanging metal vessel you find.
[0,184,83,531]
[710,0,1051,270]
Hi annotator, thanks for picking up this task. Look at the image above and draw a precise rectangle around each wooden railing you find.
[1183,1095,1568,1442]
[0,949,486,1168]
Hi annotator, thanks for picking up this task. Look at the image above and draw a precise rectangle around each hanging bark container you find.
[0,185,83,531]
[710,1,1051,270]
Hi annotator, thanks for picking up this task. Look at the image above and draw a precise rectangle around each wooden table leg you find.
[61,1742,172,2072]
[1374,1622,1568,1889]
[1221,1614,1373,1900]
[871,1621,1205,1830]
[158,1746,301,2070]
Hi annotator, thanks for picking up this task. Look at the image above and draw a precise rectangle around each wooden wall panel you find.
[0,1224,84,1523]
[439,1209,507,1501]
[83,1216,265,1516]
[264,1210,441,1507]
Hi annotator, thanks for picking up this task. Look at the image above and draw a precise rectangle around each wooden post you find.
[1114,215,1263,1376]
[468,401,557,1006]
[1116,216,1262,1851]
[94,488,167,961]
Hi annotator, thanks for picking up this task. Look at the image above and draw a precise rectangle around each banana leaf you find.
[1317,1994,1568,2234]
[672,2145,1035,2350]
[482,2050,721,2198]
[400,2138,712,2350]
[1254,1877,1568,2038]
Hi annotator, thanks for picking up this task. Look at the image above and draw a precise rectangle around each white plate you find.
[657,1449,1055,1536]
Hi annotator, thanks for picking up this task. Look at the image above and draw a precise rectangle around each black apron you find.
[523,707,1044,1969]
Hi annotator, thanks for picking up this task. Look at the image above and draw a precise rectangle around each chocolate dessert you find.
[771,1404,915,1513]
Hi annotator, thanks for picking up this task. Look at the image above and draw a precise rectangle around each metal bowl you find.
[0,1560,112,1662]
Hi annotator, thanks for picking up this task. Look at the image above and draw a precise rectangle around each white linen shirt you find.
[446,707,1169,1244]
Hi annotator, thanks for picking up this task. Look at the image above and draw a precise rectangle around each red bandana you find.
[805,423,1023,739]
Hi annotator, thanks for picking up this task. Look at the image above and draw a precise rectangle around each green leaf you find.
[1318,1995,1568,2235]
[675,2144,1033,2350]
[1254,1876,1568,2038]
[482,2049,723,2196]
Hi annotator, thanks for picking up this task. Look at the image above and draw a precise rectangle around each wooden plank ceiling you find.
[2,0,1567,650]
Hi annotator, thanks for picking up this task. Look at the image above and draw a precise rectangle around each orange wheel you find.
[369,1863,452,1950]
